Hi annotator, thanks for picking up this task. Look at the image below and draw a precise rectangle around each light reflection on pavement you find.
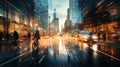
[0,36,120,67]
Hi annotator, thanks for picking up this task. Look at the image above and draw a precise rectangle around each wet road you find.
[0,36,120,67]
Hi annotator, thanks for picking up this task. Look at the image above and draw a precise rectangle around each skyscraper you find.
[69,0,82,24]
[64,8,72,28]
[51,9,59,34]
[34,0,48,29]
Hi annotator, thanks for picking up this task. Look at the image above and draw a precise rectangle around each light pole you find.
[49,16,50,36]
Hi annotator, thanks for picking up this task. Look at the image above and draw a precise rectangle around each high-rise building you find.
[69,0,82,24]
[51,9,59,34]
[81,0,100,22]
[34,0,48,29]
[63,8,72,33]
[64,8,72,28]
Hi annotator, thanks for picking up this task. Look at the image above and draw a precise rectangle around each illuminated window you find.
[24,17,28,25]
[15,12,20,23]
[11,10,15,21]
[0,8,4,17]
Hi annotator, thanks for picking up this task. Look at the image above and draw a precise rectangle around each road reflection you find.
[59,37,67,55]
[78,42,88,51]
[1,36,120,67]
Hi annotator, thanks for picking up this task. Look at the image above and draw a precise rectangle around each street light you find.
[51,23,54,36]
[34,23,38,28]
[49,16,50,36]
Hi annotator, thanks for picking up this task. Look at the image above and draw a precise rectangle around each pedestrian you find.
[0,31,3,41]
[98,31,100,42]
[13,31,19,46]
[6,33,10,40]
[32,30,40,56]
[33,30,40,45]
[27,32,31,41]
[102,33,106,42]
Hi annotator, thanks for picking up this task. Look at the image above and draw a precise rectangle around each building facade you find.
[0,0,36,40]
[81,0,120,41]
[34,0,48,30]
[69,0,82,24]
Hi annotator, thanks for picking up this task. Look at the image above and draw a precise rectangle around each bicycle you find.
[31,38,40,65]
[10,39,20,51]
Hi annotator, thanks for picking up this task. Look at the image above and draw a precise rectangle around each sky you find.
[48,0,69,32]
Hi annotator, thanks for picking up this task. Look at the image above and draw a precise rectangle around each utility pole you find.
[49,16,50,36]
[5,1,9,40]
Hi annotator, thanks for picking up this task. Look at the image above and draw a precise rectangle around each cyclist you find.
[33,30,40,42]
[32,30,40,64]
[13,31,19,46]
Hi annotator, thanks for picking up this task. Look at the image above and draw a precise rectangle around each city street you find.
[0,0,120,67]
[0,36,120,67]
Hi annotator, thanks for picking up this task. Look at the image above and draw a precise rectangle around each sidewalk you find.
[97,40,120,48]
[0,49,20,64]
[0,40,12,45]
[0,37,29,45]
[96,40,120,59]
[0,40,31,64]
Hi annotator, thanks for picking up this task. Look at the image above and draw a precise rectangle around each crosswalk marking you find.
[38,55,45,63]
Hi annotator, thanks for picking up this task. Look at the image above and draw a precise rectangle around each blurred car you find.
[79,31,97,42]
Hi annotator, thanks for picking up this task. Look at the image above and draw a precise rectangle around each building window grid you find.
[0,8,4,17]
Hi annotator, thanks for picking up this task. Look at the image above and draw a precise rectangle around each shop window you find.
[0,8,4,17]
[8,10,12,19]
[24,17,28,25]
[11,10,15,21]
[0,23,4,32]
[15,12,20,23]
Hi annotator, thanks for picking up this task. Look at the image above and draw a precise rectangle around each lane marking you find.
[0,50,32,67]
[38,55,45,63]
[90,47,120,61]
[97,50,120,61]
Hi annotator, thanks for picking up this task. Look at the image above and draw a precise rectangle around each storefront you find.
[0,17,5,40]
[98,22,118,33]
[0,6,5,40]
[0,18,4,32]
[8,22,31,36]
[22,25,31,36]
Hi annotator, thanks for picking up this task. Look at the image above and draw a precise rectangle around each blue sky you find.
[48,0,69,30]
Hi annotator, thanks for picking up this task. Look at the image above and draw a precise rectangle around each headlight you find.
[92,35,97,39]
[83,35,89,39]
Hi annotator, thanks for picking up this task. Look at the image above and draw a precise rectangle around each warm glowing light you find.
[59,37,67,55]
[92,44,98,51]
[34,23,38,27]
[49,48,54,55]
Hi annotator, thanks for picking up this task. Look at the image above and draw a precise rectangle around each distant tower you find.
[53,9,56,19]
[34,0,48,29]
[51,8,59,34]
[69,0,82,23]
[67,8,70,20]
[64,8,72,28]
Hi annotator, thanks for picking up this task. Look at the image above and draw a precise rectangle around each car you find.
[79,31,97,42]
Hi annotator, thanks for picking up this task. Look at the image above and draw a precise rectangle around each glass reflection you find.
[59,37,67,55]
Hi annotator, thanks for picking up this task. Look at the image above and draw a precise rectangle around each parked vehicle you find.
[79,31,97,42]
